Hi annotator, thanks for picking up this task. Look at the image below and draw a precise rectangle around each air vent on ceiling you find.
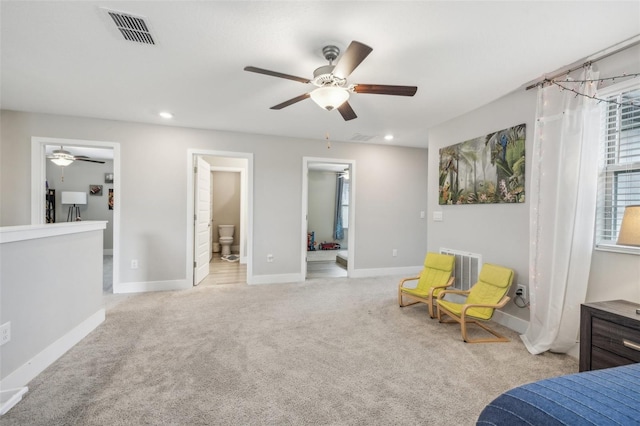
[106,10,155,45]
[350,133,376,142]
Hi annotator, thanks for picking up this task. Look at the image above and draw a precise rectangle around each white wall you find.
[46,159,114,250]
[1,111,429,290]
[427,44,640,324]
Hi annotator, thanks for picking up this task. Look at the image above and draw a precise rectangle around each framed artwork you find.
[105,173,114,184]
[109,189,114,210]
[439,123,526,205]
[89,185,103,196]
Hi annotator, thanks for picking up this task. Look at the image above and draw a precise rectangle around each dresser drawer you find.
[592,317,640,363]
[591,346,638,370]
[580,300,640,372]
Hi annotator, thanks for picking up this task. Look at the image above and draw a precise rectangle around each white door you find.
[194,156,212,285]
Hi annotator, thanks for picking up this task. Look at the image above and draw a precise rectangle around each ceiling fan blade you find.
[337,101,357,121]
[270,93,310,110]
[244,66,310,84]
[332,41,373,79]
[74,157,106,164]
[353,84,418,96]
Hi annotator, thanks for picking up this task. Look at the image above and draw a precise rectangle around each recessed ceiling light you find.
[159,111,173,119]
[384,134,394,141]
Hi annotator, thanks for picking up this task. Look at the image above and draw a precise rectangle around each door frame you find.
[301,157,356,278]
[31,136,121,289]
[186,149,253,285]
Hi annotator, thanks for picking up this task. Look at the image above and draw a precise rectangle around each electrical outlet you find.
[267,254,274,263]
[0,322,11,346]
[131,259,138,269]
[392,249,398,257]
[515,284,527,300]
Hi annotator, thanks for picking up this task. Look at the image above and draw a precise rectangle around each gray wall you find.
[0,112,429,287]
[46,159,114,250]
[427,45,640,323]
[427,89,534,321]
[0,228,104,382]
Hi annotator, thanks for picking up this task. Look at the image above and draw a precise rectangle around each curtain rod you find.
[525,35,640,91]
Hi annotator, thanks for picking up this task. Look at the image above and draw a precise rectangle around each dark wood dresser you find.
[580,299,640,372]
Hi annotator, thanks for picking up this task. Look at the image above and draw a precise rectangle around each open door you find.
[302,158,355,279]
[194,156,211,285]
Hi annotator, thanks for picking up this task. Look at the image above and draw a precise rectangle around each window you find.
[595,81,640,253]
[341,179,350,229]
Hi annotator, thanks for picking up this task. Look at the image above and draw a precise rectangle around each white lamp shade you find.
[310,86,349,111]
[617,205,640,246]
[61,191,87,205]
[50,150,74,166]
[51,157,73,166]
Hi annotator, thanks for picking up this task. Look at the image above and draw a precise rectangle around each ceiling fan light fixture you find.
[51,157,73,167]
[310,86,349,111]
[51,150,75,167]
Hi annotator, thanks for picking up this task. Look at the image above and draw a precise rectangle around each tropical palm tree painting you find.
[439,123,525,205]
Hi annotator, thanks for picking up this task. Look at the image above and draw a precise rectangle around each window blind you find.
[595,85,640,247]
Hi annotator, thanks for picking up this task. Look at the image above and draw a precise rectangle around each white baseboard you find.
[349,266,422,279]
[250,267,421,285]
[0,387,28,416]
[249,273,303,285]
[492,310,529,334]
[113,279,190,294]
[0,309,105,391]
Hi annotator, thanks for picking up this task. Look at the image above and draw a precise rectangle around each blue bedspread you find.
[477,362,640,425]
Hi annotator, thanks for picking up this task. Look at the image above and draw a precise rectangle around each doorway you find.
[302,157,355,279]
[187,150,253,286]
[31,137,120,293]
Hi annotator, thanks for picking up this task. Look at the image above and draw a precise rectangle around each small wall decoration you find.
[439,123,525,205]
[105,173,114,184]
[109,189,114,210]
[89,185,103,196]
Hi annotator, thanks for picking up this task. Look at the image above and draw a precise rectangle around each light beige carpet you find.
[2,275,577,425]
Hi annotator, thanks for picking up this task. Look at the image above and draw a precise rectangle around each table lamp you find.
[617,205,640,247]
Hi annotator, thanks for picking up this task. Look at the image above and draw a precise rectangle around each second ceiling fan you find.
[244,41,418,121]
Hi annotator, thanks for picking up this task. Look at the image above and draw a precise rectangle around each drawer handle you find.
[623,339,640,352]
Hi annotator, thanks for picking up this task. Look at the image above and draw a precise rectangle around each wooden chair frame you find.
[398,276,454,318]
[436,289,511,343]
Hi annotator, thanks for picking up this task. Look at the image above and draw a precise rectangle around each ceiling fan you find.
[48,146,106,166]
[244,41,417,121]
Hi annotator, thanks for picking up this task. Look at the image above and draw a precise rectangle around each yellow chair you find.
[398,252,455,318]
[436,263,514,343]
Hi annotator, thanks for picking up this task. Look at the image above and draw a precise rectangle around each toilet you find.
[218,225,235,256]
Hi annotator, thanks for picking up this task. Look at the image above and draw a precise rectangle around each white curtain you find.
[521,67,601,354]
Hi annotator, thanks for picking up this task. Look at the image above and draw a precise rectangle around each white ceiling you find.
[2,1,639,149]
